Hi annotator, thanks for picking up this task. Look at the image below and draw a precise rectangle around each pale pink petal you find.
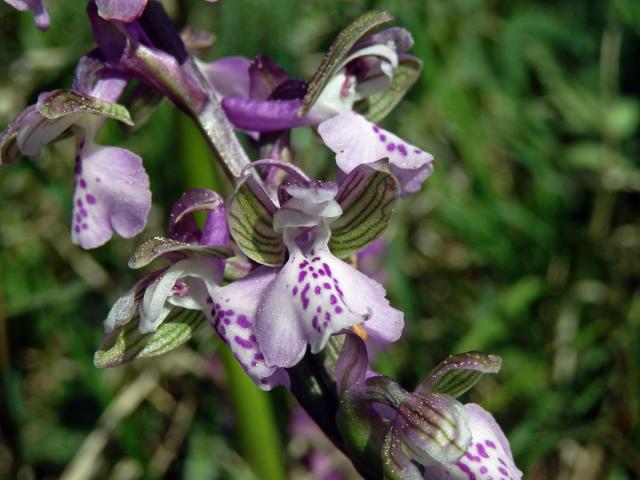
[318,111,434,196]
[71,144,151,249]
[207,267,287,390]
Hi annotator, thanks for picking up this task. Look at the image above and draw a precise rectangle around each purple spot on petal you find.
[335,306,343,314]
[81,224,88,230]
[74,226,80,233]
[301,283,310,309]
[379,134,386,142]
[237,315,251,328]
[372,125,380,133]
[249,335,256,342]
[314,286,321,295]
[499,468,508,476]
[224,318,231,325]
[329,294,337,305]
[322,263,332,277]
[292,286,298,296]
[456,462,476,480]
[477,443,489,459]
[485,440,496,449]
[386,143,396,152]
[86,194,96,205]
[398,144,407,156]
[235,336,253,349]
[80,178,87,189]
[480,467,488,474]
[316,306,322,313]
[76,199,83,207]
[76,214,82,222]
[414,148,422,154]
[298,271,307,282]
[80,208,88,218]
[323,283,331,290]
[312,273,318,279]
[95,177,101,182]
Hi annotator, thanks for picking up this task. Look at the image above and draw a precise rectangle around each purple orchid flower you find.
[0,60,151,249]
[219,28,415,132]
[3,0,50,30]
[104,189,287,390]
[213,28,433,196]
[227,161,404,369]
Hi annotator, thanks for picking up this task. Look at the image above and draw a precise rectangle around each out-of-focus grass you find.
[0,0,639,479]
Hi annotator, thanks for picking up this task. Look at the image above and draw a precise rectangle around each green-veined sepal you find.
[416,352,502,398]
[329,160,400,258]
[227,176,285,266]
[128,236,232,269]
[94,306,205,368]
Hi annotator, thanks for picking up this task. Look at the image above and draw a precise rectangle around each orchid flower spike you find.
[226,160,404,369]
[0,58,152,249]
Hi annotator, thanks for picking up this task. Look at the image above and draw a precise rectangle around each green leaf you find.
[416,352,502,398]
[39,89,134,126]
[329,160,399,258]
[227,177,285,266]
[94,307,206,368]
[128,236,232,269]
[300,10,393,116]
[356,56,422,123]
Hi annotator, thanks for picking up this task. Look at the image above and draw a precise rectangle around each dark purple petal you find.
[4,0,50,30]
[201,56,251,99]
[335,332,369,396]
[249,55,291,100]
[168,189,225,244]
[201,200,228,247]
[71,144,151,249]
[221,97,318,132]
[95,0,148,22]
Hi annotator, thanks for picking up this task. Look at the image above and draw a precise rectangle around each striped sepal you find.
[39,89,134,126]
[128,236,232,269]
[356,56,422,123]
[329,160,399,258]
[382,425,423,480]
[95,307,206,368]
[227,177,285,266]
[299,10,393,116]
[417,352,502,398]
[396,393,470,465]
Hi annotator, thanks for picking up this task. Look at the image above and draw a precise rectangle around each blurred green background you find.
[1,0,639,479]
